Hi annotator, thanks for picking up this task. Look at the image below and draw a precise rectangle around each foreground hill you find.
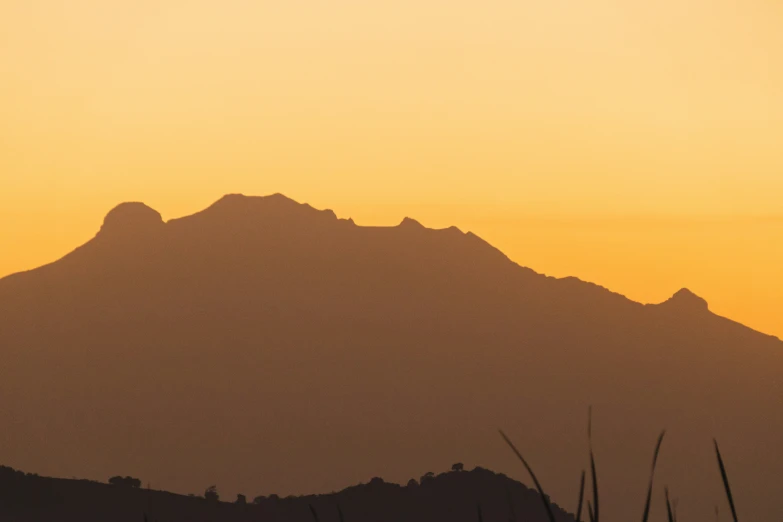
[0,194,780,521]
[0,464,573,522]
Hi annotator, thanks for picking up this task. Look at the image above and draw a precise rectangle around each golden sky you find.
[1,0,781,337]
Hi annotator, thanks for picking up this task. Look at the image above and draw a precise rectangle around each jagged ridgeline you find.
[0,194,780,521]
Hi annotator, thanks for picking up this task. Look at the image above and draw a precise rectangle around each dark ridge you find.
[0,464,575,522]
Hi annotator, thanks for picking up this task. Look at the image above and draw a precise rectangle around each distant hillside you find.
[0,464,573,522]
[0,194,780,521]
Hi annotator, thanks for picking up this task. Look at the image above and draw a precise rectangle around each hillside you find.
[0,464,574,522]
[0,194,780,521]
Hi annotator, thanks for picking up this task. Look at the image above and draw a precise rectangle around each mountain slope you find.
[0,194,780,521]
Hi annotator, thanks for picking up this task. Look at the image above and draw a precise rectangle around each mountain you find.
[0,463,574,522]
[0,194,780,521]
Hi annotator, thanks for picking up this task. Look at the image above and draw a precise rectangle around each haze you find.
[1,0,782,339]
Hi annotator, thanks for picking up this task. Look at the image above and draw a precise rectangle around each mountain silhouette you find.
[0,194,780,521]
[0,463,574,522]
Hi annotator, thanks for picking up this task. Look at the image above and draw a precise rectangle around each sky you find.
[1,0,781,338]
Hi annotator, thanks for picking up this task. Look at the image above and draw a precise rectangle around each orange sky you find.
[1,0,781,338]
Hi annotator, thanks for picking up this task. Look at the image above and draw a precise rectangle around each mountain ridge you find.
[72,193,778,338]
[0,193,780,521]
[2,193,755,327]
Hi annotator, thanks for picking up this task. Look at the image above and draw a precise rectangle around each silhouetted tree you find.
[109,476,142,488]
[235,493,246,505]
[420,472,435,483]
[204,485,219,502]
[452,463,464,472]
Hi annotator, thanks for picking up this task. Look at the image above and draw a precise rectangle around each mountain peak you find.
[208,193,301,213]
[214,192,296,207]
[185,193,339,225]
[99,202,164,238]
[660,288,709,312]
[398,217,425,229]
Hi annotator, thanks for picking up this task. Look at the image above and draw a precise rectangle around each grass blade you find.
[575,470,586,522]
[499,430,557,522]
[587,501,595,522]
[338,504,345,522]
[714,439,739,522]
[641,430,667,522]
[588,407,599,522]
[477,502,484,522]
[309,504,320,522]
[664,487,675,522]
